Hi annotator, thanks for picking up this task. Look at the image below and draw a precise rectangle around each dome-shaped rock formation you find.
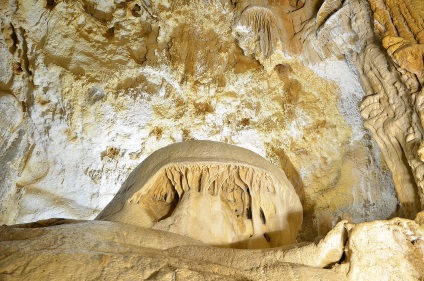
[97,140,303,248]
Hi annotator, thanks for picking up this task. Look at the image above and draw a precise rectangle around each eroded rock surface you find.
[0,219,345,281]
[97,140,303,248]
[256,0,424,219]
[0,0,422,246]
[346,218,424,280]
[352,0,424,217]
[1,215,423,280]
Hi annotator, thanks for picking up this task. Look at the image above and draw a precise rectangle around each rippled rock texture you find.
[0,0,404,242]
[2,0,424,246]
[97,141,303,248]
[1,215,424,280]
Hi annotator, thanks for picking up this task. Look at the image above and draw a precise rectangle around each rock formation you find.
[359,0,424,217]
[1,140,424,279]
[0,0,399,241]
[1,215,424,280]
[97,140,303,248]
[0,219,347,280]
[1,0,424,278]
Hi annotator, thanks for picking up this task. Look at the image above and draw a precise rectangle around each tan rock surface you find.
[97,140,303,248]
[285,0,424,218]
[370,0,424,82]
[0,219,348,280]
[346,218,424,280]
[350,0,424,217]
[0,0,398,241]
[1,216,423,280]
[1,0,424,279]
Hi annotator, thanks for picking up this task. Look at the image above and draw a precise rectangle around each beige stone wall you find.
[1,216,424,280]
[0,0,422,241]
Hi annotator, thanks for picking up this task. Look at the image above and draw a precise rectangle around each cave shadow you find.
[271,148,305,205]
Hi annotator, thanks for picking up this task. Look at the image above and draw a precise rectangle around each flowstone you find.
[97,140,303,248]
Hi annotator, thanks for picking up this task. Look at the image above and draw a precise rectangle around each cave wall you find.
[0,0,421,240]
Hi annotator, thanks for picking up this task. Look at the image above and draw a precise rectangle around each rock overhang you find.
[97,140,303,248]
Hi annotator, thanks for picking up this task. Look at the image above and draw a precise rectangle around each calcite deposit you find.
[0,0,398,240]
[1,215,424,280]
[0,219,347,280]
[354,0,424,217]
[1,0,424,278]
[97,141,303,248]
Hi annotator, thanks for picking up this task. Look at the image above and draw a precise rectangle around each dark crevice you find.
[15,62,23,72]
[9,23,18,54]
[263,233,271,243]
[104,26,115,39]
[324,251,347,269]
[339,251,347,264]
[259,207,266,224]
[18,28,32,76]
[46,0,56,9]
[132,4,141,17]
[21,101,27,113]
[246,207,252,219]
[117,1,126,8]
[157,186,180,221]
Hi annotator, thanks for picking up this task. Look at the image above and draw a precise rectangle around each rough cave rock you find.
[1,0,424,279]
[1,215,424,280]
[97,140,303,248]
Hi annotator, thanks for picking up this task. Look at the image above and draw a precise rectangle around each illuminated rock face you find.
[0,219,346,280]
[0,0,423,252]
[97,141,303,248]
[1,215,424,280]
[0,0,400,241]
[349,0,424,217]
[346,217,424,280]
[233,0,424,220]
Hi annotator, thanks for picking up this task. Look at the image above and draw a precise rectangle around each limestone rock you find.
[0,91,29,224]
[97,140,303,248]
[415,210,424,226]
[346,218,424,280]
[350,0,424,217]
[289,0,424,218]
[279,220,348,268]
[0,0,420,247]
[2,216,424,280]
[233,5,284,58]
[369,0,424,83]
[1,1,387,240]
[0,219,347,280]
